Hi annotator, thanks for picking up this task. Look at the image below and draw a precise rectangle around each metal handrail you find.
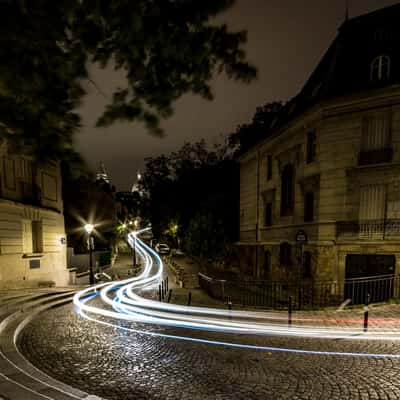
[345,274,396,283]
[198,272,226,283]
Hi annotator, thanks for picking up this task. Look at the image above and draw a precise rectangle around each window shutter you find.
[359,184,386,221]
[362,114,390,152]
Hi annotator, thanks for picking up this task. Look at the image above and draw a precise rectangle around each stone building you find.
[238,4,400,296]
[0,141,69,288]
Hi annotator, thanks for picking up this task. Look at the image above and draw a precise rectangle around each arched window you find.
[370,55,391,82]
[280,242,291,265]
[281,164,295,216]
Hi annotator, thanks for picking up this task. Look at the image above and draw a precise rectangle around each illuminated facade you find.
[238,5,400,286]
[0,141,68,288]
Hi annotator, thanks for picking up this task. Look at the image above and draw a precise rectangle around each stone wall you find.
[0,201,68,288]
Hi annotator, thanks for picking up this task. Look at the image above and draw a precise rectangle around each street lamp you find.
[84,224,95,285]
[132,219,139,267]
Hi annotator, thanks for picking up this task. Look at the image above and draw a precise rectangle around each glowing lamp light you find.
[84,224,94,234]
[122,223,127,229]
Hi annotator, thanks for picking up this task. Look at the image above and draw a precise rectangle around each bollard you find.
[158,285,162,302]
[161,281,164,299]
[164,278,167,296]
[364,293,370,332]
[166,276,169,291]
[228,296,232,320]
[187,291,192,306]
[288,296,292,326]
[167,289,173,303]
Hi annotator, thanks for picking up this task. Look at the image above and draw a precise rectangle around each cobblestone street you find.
[17,301,400,400]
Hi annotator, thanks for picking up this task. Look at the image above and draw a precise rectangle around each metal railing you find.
[344,274,397,305]
[198,272,400,309]
[336,219,400,239]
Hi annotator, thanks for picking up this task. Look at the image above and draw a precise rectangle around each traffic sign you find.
[296,230,307,243]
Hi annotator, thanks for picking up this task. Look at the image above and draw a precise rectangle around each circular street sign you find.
[296,229,308,243]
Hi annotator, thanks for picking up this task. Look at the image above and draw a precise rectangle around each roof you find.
[242,3,400,153]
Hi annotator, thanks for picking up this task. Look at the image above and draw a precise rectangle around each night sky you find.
[76,0,400,191]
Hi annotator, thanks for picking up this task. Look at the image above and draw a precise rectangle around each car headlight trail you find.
[73,228,400,357]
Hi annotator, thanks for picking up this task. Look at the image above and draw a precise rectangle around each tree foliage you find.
[0,0,256,161]
[139,139,238,261]
[229,101,284,156]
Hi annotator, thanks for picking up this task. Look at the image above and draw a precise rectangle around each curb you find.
[0,291,104,400]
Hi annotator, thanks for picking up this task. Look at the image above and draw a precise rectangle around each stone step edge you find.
[1,289,78,315]
[1,294,103,400]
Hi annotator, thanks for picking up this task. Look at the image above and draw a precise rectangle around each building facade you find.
[0,141,69,288]
[238,5,400,295]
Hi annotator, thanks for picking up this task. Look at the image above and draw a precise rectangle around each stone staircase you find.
[181,272,199,289]
[165,257,199,289]
[0,288,102,400]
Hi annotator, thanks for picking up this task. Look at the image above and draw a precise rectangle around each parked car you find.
[155,243,170,255]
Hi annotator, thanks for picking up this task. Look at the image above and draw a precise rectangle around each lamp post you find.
[133,219,139,267]
[85,224,95,285]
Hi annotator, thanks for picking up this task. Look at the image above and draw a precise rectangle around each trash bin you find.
[69,267,77,285]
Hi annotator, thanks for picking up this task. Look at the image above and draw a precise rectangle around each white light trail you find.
[73,228,400,357]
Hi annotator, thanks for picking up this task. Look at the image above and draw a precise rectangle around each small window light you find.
[370,55,391,82]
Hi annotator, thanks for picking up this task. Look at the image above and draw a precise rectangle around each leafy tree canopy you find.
[0,0,256,161]
[139,139,238,253]
[229,101,284,156]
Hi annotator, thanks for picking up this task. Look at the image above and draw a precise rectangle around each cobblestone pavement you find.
[17,300,400,400]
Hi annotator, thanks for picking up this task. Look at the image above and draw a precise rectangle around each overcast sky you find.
[75,0,400,191]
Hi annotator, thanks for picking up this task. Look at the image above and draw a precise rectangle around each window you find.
[280,242,291,265]
[370,55,391,82]
[32,221,43,253]
[3,157,16,190]
[264,203,272,226]
[359,184,386,238]
[280,164,295,216]
[359,113,392,165]
[22,220,43,253]
[304,192,314,222]
[267,155,272,180]
[264,251,271,273]
[303,251,312,278]
[306,131,316,163]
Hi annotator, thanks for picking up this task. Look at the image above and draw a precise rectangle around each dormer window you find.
[370,55,391,82]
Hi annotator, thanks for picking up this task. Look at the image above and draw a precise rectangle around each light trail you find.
[73,228,400,356]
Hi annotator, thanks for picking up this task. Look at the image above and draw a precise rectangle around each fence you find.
[198,273,400,309]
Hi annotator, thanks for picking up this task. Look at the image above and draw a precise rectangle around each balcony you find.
[20,182,41,206]
[358,148,393,166]
[336,219,400,240]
